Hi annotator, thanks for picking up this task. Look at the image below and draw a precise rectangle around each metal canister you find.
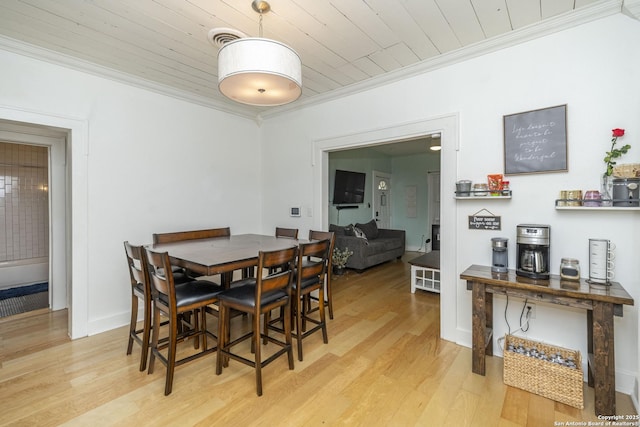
[558,190,568,207]
[565,190,582,206]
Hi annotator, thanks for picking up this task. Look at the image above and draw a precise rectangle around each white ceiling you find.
[0,0,635,119]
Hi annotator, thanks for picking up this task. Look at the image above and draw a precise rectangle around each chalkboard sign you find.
[468,215,501,230]
[503,104,567,175]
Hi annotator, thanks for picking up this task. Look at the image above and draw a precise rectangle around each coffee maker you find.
[491,237,508,273]
[516,224,550,279]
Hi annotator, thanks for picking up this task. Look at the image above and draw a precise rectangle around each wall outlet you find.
[527,303,536,319]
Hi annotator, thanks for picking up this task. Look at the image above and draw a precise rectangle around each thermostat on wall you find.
[290,207,301,217]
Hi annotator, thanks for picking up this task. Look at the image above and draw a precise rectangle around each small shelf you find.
[556,206,640,211]
[555,198,640,211]
[455,190,512,200]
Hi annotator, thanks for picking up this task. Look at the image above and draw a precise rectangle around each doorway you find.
[0,120,69,324]
[312,114,459,342]
[373,171,391,229]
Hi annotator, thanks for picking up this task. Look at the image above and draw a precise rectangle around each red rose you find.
[612,128,625,137]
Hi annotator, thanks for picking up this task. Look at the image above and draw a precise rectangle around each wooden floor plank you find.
[0,253,636,426]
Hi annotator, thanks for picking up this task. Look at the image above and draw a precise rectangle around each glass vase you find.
[600,174,613,207]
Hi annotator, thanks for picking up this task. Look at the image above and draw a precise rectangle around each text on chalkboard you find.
[468,215,502,230]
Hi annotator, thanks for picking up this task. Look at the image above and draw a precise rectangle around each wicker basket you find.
[503,335,584,408]
[613,163,640,178]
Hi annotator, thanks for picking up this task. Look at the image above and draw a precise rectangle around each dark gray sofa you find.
[329,221,405,271]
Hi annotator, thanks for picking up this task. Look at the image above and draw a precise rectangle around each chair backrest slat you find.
[308,230,335,269]
[256,247,297,297]
[275,227,298,239]
[153,227,230,244]
[124,241,150,294]
[298,240,330,282]
[144,248,174,301]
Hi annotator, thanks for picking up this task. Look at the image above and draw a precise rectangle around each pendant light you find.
[215,1,302,106]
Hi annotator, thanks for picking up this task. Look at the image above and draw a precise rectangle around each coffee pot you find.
[520,249,545,273]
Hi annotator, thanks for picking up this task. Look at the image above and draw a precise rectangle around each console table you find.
[460,265,634,416]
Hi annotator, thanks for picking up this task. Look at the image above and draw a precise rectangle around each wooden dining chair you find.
[275,227,298,239]
[215,246,298,396]
[308,230,336,319]
[124,241,157,371]
[152,227,231,282]
[144,247,224,395]
[268,227,298,274]
[268,239,331,361]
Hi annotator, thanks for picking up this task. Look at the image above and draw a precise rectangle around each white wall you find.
[259,14,640,399]
[0,48,262,335]
[0,8,637,405]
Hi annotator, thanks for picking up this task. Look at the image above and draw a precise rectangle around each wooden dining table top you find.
[148,233,302,278]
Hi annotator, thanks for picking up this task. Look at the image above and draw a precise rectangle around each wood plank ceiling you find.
[0,0,617,117]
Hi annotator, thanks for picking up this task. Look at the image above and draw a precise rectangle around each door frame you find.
[0,106,89,339]
[312,114,459,343]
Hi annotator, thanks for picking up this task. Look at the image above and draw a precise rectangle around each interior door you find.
[427,171,440,252]
[373,171,391,229]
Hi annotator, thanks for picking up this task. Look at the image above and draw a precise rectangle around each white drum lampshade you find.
[218,37,302,106]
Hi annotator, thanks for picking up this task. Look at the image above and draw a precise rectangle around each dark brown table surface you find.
[149,234,301,284]
[460,265,634,416]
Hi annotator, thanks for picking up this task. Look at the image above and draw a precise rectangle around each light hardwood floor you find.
[0,254,636,426]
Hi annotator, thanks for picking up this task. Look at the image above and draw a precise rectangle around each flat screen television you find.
[333,169,366,204]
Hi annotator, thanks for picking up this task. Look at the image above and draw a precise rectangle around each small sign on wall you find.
[468,209,501,230]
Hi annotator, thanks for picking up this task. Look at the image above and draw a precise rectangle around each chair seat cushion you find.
[158,280,223,308]
[218,284,287,308]
[293,275,321,291]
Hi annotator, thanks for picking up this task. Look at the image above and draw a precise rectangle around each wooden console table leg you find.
[472,281,487,375]
[591,301,615,416]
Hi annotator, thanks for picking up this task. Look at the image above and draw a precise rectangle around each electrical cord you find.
[520,299,531,332]
[504,294,511,335]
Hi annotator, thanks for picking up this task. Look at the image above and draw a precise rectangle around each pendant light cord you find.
[259,12,263,37]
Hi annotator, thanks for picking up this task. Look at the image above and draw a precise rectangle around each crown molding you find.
[259,0,623,120]
[0,34,261,121]
[0,0,625,123]
[623,0,640,18]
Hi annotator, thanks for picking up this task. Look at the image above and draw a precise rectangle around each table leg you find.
[472,281,487,375]
[591,301,616,416]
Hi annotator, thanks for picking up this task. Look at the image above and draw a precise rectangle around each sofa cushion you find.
[329,224,348,236]
[356,219,379,240]
[352,226,368,244]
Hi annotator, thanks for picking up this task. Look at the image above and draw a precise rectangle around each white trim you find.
[312,114,459,342]
[0,105,89,339]
[623,0,640,18]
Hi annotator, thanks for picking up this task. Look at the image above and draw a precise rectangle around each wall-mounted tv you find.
[332,169,366,205]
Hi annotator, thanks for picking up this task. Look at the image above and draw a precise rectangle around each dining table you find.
[148,233,302,287]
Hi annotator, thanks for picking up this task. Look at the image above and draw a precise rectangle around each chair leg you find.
[164,315,178,396]
[140,298,152,372]
[319,288,328,344]
[295,296,304,361]
[253,310,263,396]
[127,295,138,356]
[326,277,334,320]
[284,300,295,370]
[192,308,200,350]
[148,305,161,375]
[216,304,227,375]
[263,310,271,345]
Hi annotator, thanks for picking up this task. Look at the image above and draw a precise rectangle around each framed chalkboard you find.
[503,104,567,175]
